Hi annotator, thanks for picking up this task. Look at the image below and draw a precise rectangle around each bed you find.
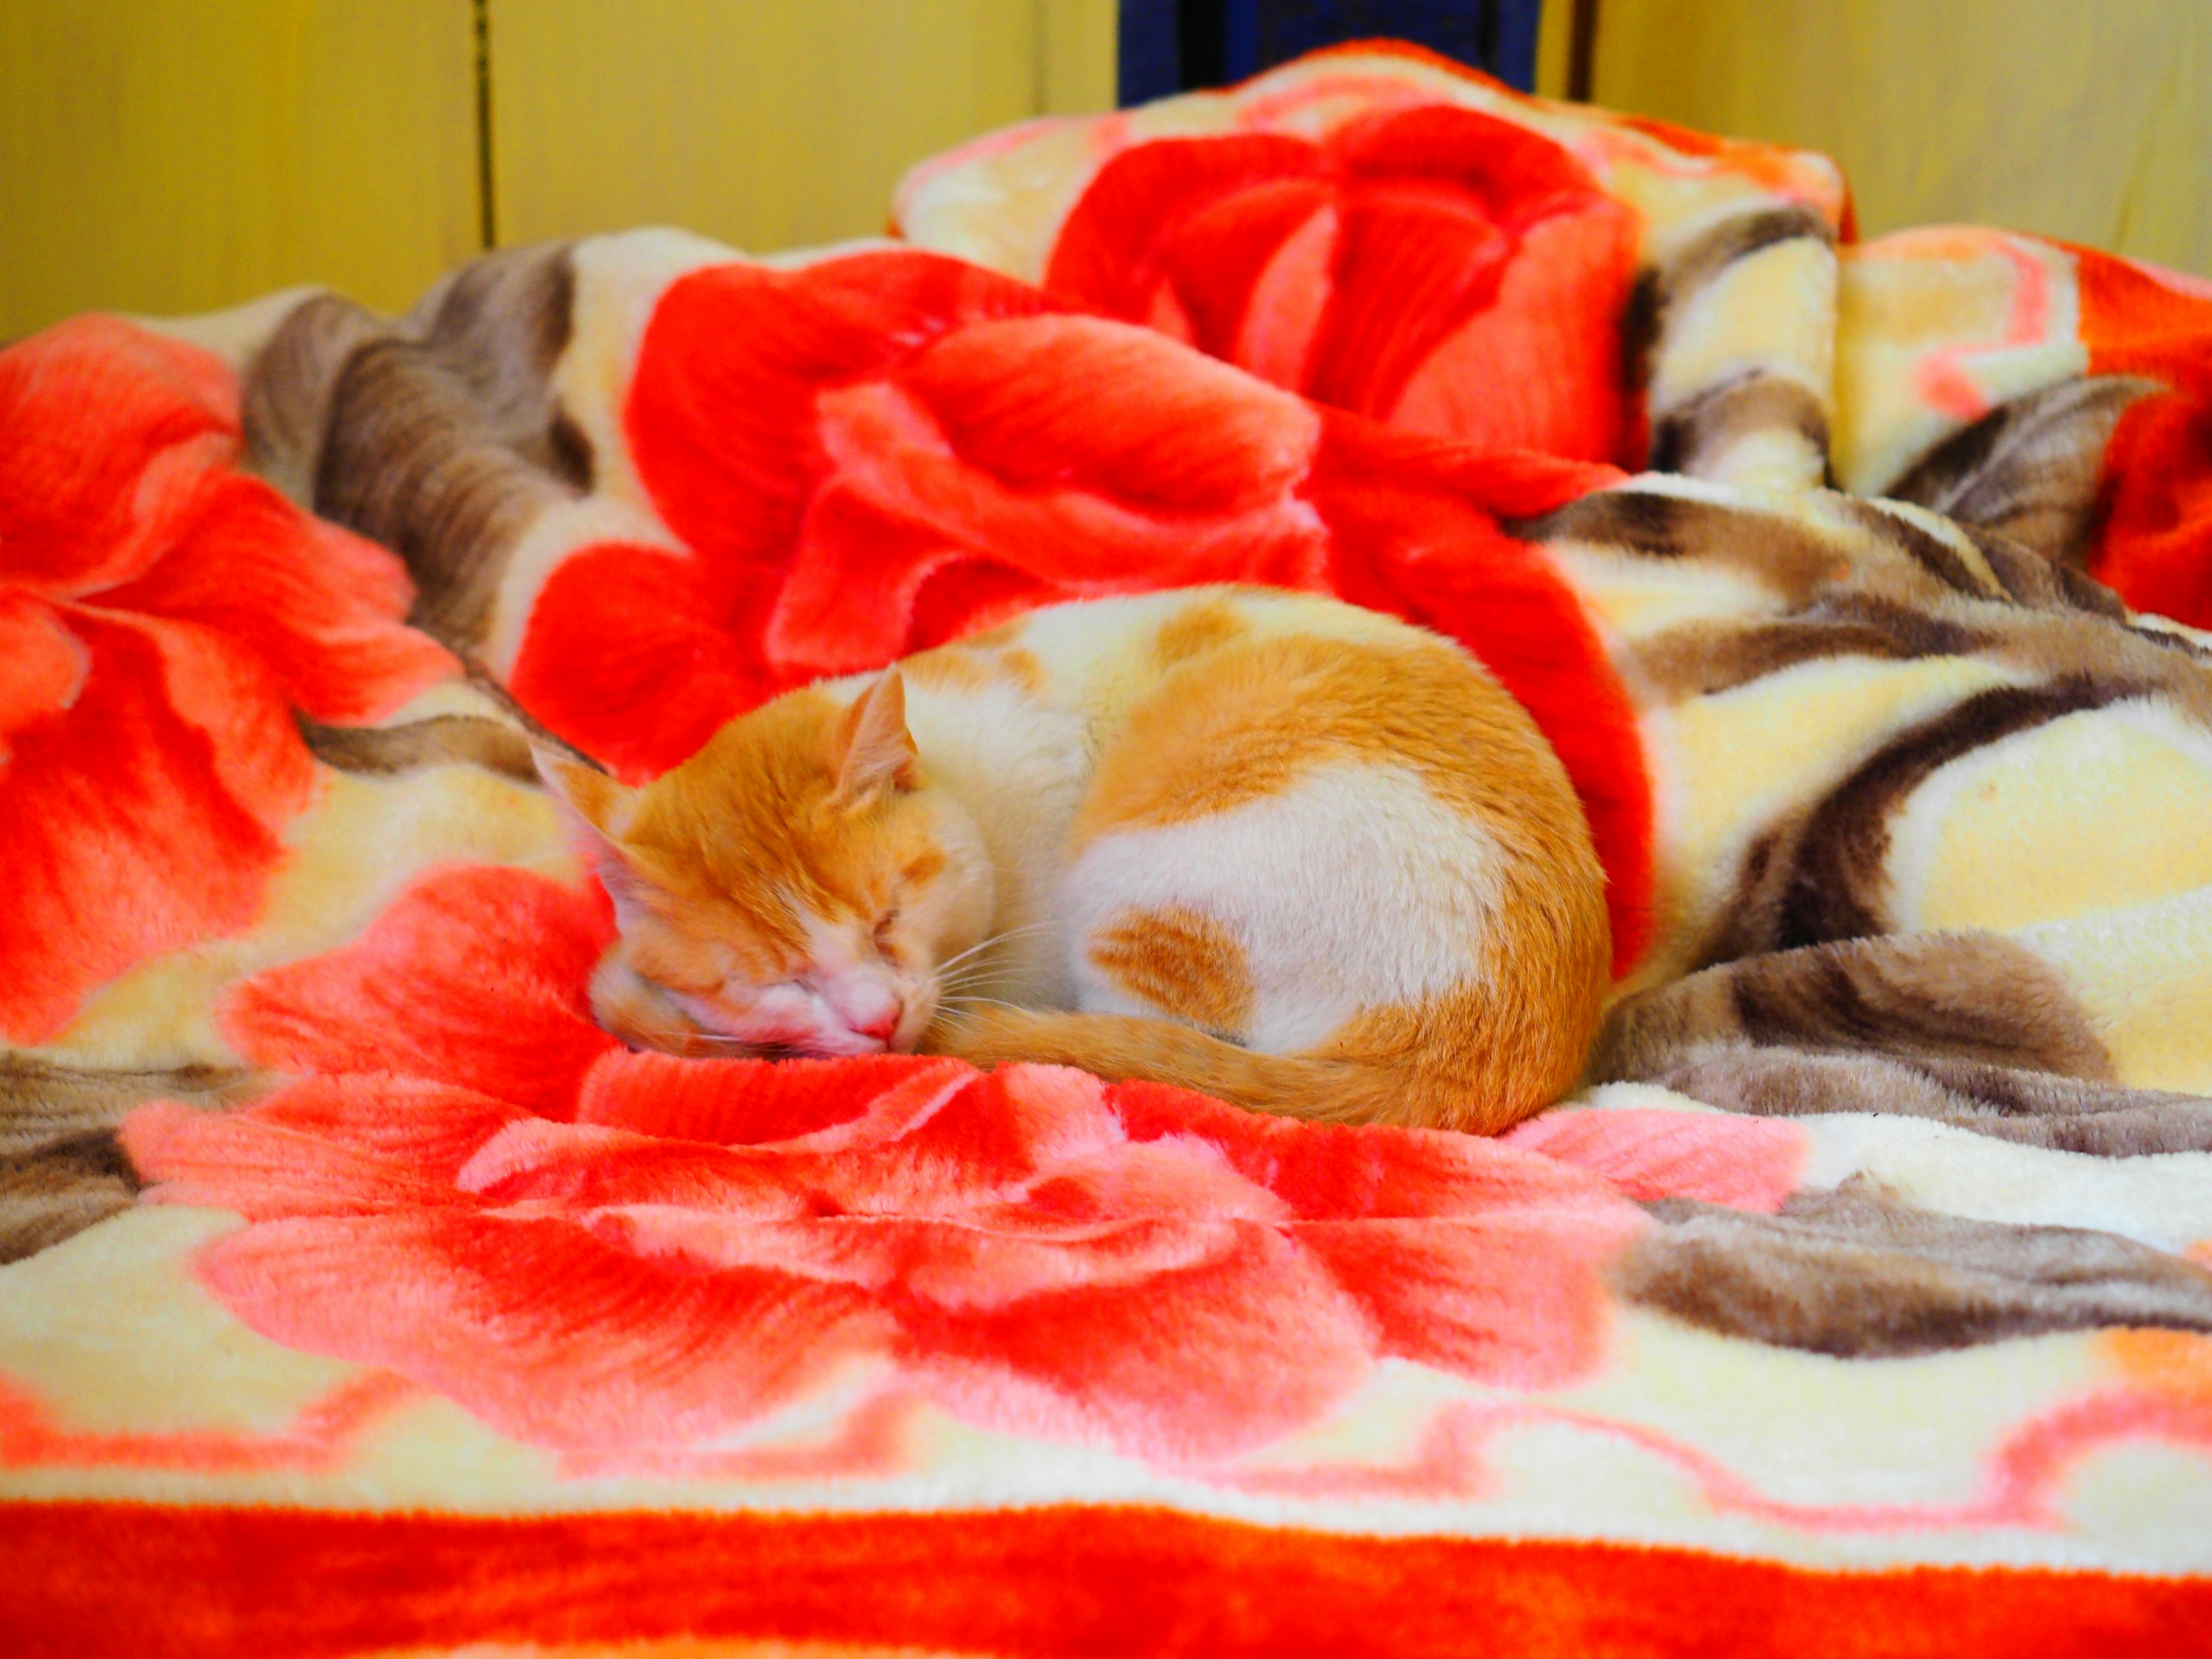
[6,43,2212,1656]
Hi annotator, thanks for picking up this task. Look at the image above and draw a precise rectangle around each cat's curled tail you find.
[926,1006,1575,1135]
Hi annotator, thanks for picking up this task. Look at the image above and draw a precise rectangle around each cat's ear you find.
[830,669,920,806]
[533,751,654,921]
[534,751,635,838]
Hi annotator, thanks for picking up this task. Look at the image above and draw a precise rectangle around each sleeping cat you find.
[535,586,1609,1133]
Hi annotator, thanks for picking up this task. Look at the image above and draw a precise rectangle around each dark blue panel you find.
[1224,0,1262,81]
[1488,0,1542,91]
[1121,1,1544,105]
[1118,0,1184,105]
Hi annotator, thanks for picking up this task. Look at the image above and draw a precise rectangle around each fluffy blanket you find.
[8,41,2212,1656]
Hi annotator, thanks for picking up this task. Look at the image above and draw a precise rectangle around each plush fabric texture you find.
[6,40,2212,1657]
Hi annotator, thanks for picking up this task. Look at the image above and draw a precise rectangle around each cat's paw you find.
[588,953,721,1057]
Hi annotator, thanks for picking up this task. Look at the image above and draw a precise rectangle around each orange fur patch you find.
[1074,634,1578,847]
[1325,973,1604,1134]
[1087,905,1254,1038]
[1150,598,1250,668]
[905,641,1047,697]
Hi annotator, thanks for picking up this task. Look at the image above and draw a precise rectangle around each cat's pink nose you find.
[821,975,902,1048]
[854,1003,901,1042]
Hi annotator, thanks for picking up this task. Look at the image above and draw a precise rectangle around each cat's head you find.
[537,670,994,1059]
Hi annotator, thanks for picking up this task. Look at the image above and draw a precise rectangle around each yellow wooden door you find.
[9,1,2204,343]
[0,0,482,338]
[1,0,1115,339]
[1591,0,2211,275]
[488,0,1115,253]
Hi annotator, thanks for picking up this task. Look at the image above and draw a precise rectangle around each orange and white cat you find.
[536,587,1609,1132]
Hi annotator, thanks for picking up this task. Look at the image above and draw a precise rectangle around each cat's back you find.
[908,585,1579,853]
[1051,588,1598,916]
[935,586,1446,728]
[901,589,1578,848]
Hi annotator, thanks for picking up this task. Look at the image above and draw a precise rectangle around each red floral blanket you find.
[7,43,2212,1658]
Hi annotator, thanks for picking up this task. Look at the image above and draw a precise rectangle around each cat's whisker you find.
[938,993,1027,1014]
[931,924,1052,977]
[935,964,1028,993]
[933,930,1054,998]
[935,983,1029,1008]
[950,921,1054,955]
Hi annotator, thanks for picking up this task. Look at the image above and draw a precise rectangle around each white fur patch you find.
[1062,762,1502,1052]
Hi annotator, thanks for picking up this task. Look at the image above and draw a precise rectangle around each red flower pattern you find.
[2074,248,2212,631]
[1042,105,1643,463]
[0,317,453,1043]
[124,865,1664,1464]
[510,249,1655,971]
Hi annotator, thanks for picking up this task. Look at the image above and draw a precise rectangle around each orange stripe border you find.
[3,1501,2209,1657]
